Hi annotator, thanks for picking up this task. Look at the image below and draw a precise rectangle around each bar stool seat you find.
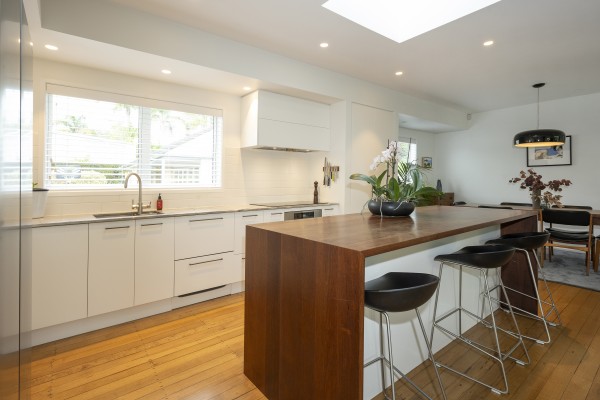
[430,244,530,395]
[486,232,562,344]
[364,272,446,400]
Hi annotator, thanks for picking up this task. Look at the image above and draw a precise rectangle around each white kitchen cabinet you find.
[174,252,238,296]
[135,218,175,305]
[263,209,285,222]
[241,90,330,151]
[31,224,88,330]
[88,221,135,316]
[174,213,234,259]
[234,211,264,255]
[321,205,339,217]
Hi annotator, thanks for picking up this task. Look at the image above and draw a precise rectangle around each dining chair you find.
[595,236,600,270]
[540,209,595,275]
[551,205,593,210]
[500,202,533,207]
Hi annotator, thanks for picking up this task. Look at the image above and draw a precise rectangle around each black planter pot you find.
[368,200,415,217]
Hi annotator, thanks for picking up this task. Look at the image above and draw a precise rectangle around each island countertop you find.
[250,205,539,256]
[244,205,538,400]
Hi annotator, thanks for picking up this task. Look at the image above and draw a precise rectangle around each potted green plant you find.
[350,141,441,216]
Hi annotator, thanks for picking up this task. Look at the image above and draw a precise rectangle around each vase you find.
[368,200,415,217]
[531,189,541,210]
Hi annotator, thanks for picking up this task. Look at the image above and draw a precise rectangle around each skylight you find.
[322,0,501,44]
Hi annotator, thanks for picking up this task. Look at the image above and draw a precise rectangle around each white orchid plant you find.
[350,140,441,203]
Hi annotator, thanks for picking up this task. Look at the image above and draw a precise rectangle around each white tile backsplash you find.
[39,146,327,217]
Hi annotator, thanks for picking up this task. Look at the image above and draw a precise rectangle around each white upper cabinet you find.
[241,90,330,151]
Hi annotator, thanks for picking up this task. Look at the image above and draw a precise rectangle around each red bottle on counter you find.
[157,193,163,211]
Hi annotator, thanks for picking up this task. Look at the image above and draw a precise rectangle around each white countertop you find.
[12,203,336,228]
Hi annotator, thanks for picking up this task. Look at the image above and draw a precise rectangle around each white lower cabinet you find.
[174,252,237,296]
[263,209,285,222]
[321,205,339,216]
[31,224,88,330]
[88,221,135,317]
[135,218,175,305]
[175,213,234,259]
[234,211,264,254]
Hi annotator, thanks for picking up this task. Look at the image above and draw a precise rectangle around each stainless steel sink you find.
[93,211,163,218]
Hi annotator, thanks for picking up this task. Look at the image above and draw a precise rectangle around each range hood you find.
[241,90,330,152]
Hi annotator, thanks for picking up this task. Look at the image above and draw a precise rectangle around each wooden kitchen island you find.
[244,206,538,400]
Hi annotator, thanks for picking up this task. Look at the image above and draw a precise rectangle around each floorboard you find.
[29,282,600,399]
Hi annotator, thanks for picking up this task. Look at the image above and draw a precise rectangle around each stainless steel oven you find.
[283,208,322,220]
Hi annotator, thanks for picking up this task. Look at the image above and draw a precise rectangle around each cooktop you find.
[250,201,327,207]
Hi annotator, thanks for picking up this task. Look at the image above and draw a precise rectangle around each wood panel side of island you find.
[244,226,366,400]
[500,215,539,312]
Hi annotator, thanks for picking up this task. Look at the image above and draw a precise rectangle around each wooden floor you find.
[29,282,600,400]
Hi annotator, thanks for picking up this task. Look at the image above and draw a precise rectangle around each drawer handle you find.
[324,208,334,211]
[242,214,259,218]
[190,217,223,222]
[105,226,130,230]
[140,222,163,227]
[270,212,283,215]
[189,258,223,267]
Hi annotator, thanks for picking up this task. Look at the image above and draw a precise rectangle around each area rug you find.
[540,249,600,292]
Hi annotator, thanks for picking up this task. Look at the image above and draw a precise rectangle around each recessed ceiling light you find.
[320,42,329,48]
[395,71,403,76]
[29,42,33,46]
[161,69,172,75]
[243,86,252,91]
[323,0,501,44]
[483,40,494,46]
[44,44,58,51]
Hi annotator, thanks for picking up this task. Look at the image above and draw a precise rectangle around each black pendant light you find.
[513,83,566,148]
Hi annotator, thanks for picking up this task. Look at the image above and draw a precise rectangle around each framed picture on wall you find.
[526,135,572,167]
[422,156,432,169]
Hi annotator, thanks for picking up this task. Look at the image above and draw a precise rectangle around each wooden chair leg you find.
[594,239,599,272]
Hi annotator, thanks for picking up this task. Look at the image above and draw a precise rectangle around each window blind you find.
[45,85,223,189]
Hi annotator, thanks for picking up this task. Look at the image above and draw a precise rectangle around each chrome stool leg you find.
[532,250,563,327]
[431,260,530,394]
[364,272,447,400]
[485,248,562,344]
[365,306,447,400]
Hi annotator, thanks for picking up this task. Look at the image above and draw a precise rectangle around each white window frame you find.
[44,84,223,190]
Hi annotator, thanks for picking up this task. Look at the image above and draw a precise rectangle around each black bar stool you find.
[429,245,530,394]
[364,272,447,400]
[486,232,562,344]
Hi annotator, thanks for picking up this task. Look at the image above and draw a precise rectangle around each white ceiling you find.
[28,0,600,114]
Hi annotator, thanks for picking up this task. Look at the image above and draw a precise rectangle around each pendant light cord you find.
[537,86,540,129]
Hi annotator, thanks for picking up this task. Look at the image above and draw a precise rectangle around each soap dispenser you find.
[157,193,163,211]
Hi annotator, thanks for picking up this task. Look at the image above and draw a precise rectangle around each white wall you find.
[346,103,395,214]
[32,60,330,217]
[436,92,600,208]
[399,126,439,187]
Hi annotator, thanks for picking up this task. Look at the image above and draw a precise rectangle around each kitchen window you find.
[44,84,223,189]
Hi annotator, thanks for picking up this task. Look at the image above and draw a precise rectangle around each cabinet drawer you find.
[234,211,264,254]
[263,209,285,222]
[321,205,339,217]
[174,213,234,259]
[174,252,238,296]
